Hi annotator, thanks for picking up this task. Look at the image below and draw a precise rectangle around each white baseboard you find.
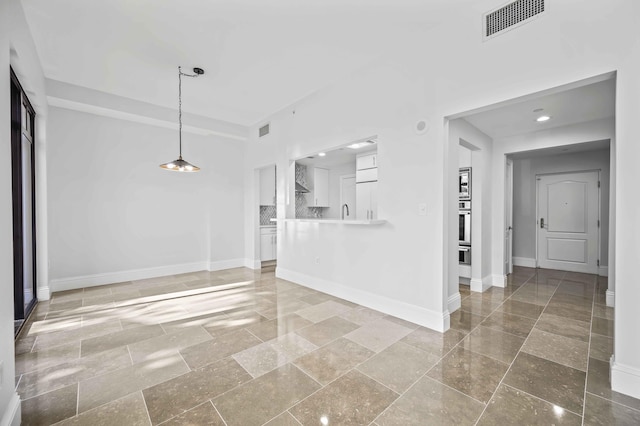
[470,276,492,293]
[598,266,609,277]
[244,258,262,270]
[277,267,448,332]
[207,259,246,272]
[49,260,227,293]
[611,358,640,399]
[513,257,536,268]
[448,292,461,313]
[0,392,21,426]
[38,285,51,301]
[606,290,615,307]
[491,274,507,288]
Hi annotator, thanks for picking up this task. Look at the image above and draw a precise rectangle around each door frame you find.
[11,67,38,326]
[535,169,601,271]
[505,158,513,275]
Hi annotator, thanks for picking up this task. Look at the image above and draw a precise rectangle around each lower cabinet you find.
[260,228,277,261]
[356,181,378,220]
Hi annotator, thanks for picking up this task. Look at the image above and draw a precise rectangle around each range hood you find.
[295,181,309,193]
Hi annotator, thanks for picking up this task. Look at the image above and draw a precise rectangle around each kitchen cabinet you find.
[309,167,329,207]
[356,153,377,170]
[260,227,277,261]
[356,181,378,220]
[259,166,276,206]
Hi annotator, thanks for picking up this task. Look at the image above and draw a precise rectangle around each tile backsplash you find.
[295,163,326,219]
[260,205,276,225]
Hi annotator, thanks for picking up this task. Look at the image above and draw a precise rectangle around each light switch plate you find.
[418,203,427,216]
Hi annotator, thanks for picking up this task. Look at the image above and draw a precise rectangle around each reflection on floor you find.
[15,266,640,425]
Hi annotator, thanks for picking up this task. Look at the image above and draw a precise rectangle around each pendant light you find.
[160,66,204,172]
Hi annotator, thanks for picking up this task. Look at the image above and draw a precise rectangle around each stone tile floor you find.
[15,266,640,425]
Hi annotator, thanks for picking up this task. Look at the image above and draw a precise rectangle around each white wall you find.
[46,106,246,290]
[1,0,48,423]
[244,0,640,396]
[512,147,610,267]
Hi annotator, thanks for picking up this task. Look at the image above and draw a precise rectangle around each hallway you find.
[14,266,640,425]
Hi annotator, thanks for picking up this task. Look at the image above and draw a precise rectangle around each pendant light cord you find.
[178,66,201,159]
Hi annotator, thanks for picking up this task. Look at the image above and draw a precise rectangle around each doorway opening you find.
[258,164,277,271]
[11,69,38,336]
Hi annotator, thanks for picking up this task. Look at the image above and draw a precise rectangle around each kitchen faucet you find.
[342,203,349,220]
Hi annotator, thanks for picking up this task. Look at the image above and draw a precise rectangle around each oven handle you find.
[459,246,470,252]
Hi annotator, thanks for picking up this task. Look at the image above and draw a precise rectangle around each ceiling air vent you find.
[258,123,270,138]
[484,0,545,40]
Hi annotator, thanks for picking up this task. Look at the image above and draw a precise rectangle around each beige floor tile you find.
[143,357,251,424]
[21,383,78,426]
[268,332,318,360]
[461,325,525,364]
[592,317,613,337]
[264,412,302,425]
[232,341,291,378]
[504,352,586,414]
[427,346,509,403]
[357,341,440,393]
[33,320,122,352]
[54,391,150,426]
[246,314,313,342]
[477,384,581,426]
[460,295,502,316]
[376,376,485,425]
[449,310,485,332]
[293,338,374,385]
[128,326,211,363]
[584,393,640,426]
[586,357,640,411]
[203,310,268,338]
[400,327,466,357]
[545,301,592,323]
[589,333,613,362]
[160,402,225,426]
[522,328,589,371]
[80,324,165,357]
[535,312,591,342]
[294,300,353,323]
[180,329,262,369]
[481,311,536,338]
[290,370,398,425]
[213,363,321,426]
[338,307,386,325]
[78,352,189,413]
[344,317,413,352]
[294,316,360,347]
[15,341,80,375]
[26,317,83,336]
[592,304,614,320]
[15,334,36,355]
[18,346,131,399]
[494,299,545,319]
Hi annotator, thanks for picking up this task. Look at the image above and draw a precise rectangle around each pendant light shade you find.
[160,66,204,172]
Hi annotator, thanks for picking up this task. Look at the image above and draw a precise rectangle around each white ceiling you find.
[22,0,457,126]
[463,78,616,139]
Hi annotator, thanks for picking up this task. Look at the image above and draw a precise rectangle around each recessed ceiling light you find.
[318,152,326,157]
[536,115,551,122]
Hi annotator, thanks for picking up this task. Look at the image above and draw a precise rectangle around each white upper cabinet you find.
[309,167,329,207]
[356,153,377,170]
[259,165,276,206]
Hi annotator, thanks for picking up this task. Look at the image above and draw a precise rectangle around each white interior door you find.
[340,175,356,220]
[505,159,513,274]
[537,171,599,273]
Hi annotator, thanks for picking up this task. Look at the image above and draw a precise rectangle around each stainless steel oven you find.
[459,201,471,245]
[459,167,471,200]
[459,245,471,265]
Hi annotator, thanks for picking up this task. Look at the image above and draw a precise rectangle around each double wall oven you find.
[458,168,472,265]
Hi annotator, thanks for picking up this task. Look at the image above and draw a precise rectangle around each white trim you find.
[48,97,247,141]
[0,392,21,426]
[606,290,614,307]
[598,266,609,277]
[611,359,640,400]
[513,257,536,268]
[470,276,492,293]
[244,258,262,270]
[38,285,51,301]
[50,261,210,293]
[207,259,246,272]
[491,274,507,288]
[277,267,448,332]
[448,292,461,313]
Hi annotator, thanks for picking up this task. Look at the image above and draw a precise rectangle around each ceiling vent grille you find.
[258,123,270,138]
[484,0,545,40]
